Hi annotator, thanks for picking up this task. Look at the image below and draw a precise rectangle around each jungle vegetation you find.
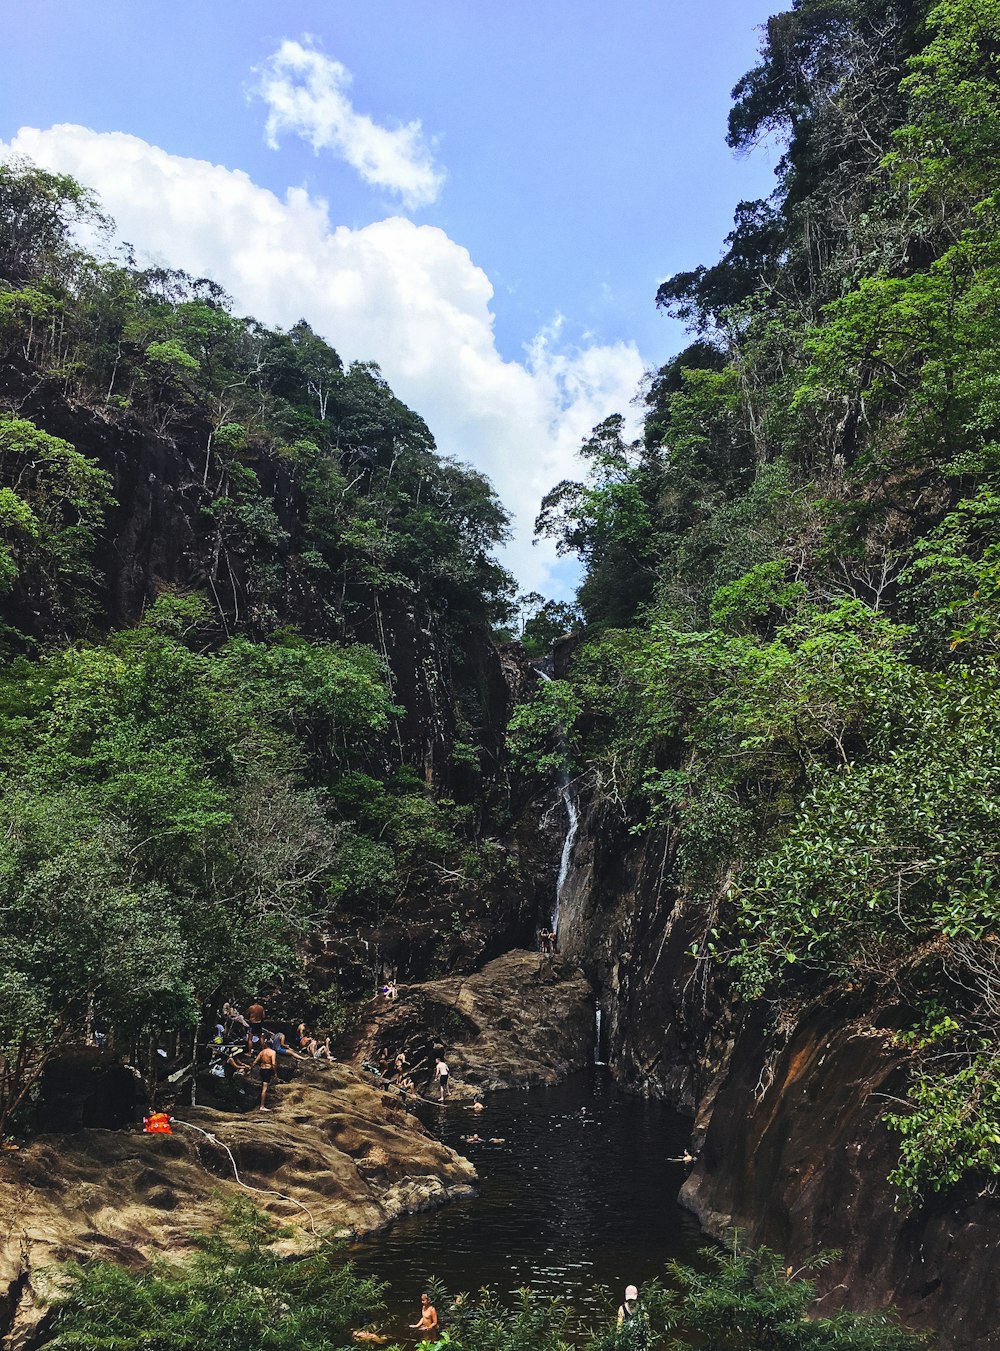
[524,0,1000,1205]
[45,1204,926,1351]
[0,158,517,1133]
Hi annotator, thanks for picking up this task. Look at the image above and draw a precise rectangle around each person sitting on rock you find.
[398,1074,415,1098]
[312,1034,334,1061]
[222,999,249,1035]
[272,1031,308,1061]
[226,1048,251,1075]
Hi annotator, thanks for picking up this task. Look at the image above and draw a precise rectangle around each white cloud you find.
[256,40,445,209]
[2,125,645,597]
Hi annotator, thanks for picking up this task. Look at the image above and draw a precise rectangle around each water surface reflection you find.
[349,1069,705,1342]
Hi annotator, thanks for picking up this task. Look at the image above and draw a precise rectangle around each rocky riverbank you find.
[0,950,595,1348]
[0,1063,475,1349]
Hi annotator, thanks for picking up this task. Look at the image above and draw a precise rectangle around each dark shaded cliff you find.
[2,365,512,808]
[556,800,1000,1349]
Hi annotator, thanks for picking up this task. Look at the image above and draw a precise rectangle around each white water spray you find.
[535,669,578,936]
[594,1003,605,1066]
[554,772,579,932]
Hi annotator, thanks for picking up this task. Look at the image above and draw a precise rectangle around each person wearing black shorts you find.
[252,1043,277,1110]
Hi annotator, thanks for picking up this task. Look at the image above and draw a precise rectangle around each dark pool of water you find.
[348,1068,705,1343]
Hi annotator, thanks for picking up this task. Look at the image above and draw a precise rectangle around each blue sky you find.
[1,1,781,593]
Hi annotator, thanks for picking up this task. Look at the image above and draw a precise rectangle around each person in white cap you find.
[617,1284,639,1327]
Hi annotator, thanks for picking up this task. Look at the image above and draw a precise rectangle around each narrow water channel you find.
[349,1069,705,1343]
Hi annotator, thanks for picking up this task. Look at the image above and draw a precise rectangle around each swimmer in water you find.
[409,1292,438,1341]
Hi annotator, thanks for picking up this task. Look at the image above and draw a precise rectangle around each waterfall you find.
[594,1003,605,1066]
[553,771,579,932]
[535,669,578,936]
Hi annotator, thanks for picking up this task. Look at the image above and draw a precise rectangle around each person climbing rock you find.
[409,1292,438,1341]
[433,1055,450,1102]
[252,1041,277,1110]
[394,1051,408,1083]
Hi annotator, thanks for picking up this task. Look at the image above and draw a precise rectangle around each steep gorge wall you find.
[557,801,1000,1349]
[4,375,511,804]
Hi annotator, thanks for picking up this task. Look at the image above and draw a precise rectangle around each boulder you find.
[348,948,595,1094]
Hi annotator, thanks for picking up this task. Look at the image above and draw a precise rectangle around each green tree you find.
[48,1201,389,1351]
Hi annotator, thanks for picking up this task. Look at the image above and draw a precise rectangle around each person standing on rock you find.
[246,997,265,1051]
[252,1041,277,1110]
[409,1292,438,1341]
[433,1055,450,1102]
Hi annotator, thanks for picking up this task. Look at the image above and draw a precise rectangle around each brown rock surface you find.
[349,949,594,1093]
[0,1062,475,1349]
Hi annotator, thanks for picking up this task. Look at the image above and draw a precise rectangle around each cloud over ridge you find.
[2,124,644,595]
[257,40,445,209]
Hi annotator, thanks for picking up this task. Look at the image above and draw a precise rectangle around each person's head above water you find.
[625,1285,638,1302]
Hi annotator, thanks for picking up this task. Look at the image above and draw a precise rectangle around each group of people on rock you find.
[538,928,558,955]
[216,998,334,1111]
[372,1047,452,1103]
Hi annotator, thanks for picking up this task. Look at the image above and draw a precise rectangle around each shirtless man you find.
[409,1292,438,1341]
[252,1041,277,1110]
[246,998,265,1052]
[433,1055,449,1102]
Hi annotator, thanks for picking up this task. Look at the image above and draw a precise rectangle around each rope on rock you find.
[172,1118,318,1235]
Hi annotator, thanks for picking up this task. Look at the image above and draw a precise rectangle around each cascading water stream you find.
[553,770,579,932]
[535,669,579,936]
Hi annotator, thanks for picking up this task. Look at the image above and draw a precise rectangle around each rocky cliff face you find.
[556,798,999,1349]
[4,377,512,802]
